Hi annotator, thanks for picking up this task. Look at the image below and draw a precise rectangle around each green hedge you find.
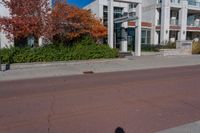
[0,41,118,64]
[131,42,176,52]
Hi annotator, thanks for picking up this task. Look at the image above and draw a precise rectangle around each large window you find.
[103,6,123,26]
[103,6,123,47]
[141,29,151,45]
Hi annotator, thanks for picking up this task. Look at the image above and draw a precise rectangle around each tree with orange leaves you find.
[47,0,107,43]
[0,0,50,46]
[0,0,107,46]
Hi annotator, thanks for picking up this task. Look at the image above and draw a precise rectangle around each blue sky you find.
[67,0,93,8]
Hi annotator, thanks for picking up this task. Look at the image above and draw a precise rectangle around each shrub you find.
[132,42,176,52]
[141,44,159,52]
[159,41,176,49]
[132,44,159,52]
[0,39,118,64]
[192,41,200,54]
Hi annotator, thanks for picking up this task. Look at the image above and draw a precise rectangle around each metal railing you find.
[188,0,200,7]
[171,0,180,4]
[158,0,200,7]
[157,0,180,4]
[170,18,179,26]
[156,19,179,26]
[187,22,200,27]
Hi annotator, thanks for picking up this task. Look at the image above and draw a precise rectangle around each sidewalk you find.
[157,120,200,133]
[1,55,200,81]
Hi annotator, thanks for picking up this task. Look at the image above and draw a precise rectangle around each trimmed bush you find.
[131,41,176,52]
[192,41,200,54]
[0,39,118,64]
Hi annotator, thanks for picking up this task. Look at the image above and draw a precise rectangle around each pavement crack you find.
[47,96,55,133]
[181,100,200,113]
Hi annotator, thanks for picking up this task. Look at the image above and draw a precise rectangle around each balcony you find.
[157,0,180,4]
[155,18,180,30]
[171,0,180,4]
[188,0,200,8]
[188,19,200,27]
[170,17,179,26]
[187,18,200,31]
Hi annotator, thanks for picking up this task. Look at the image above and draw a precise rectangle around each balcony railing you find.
[170,18,179,26]
[171,0,180,4]
[188,21,200,27]
[156,19,179,26]
[157,0,180,4]
[188,0,200,8]
[158,0,200,7]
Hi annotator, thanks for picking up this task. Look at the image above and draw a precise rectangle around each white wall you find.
[84,0,129,19]
[0,1,12,48]
[84,1,100,17]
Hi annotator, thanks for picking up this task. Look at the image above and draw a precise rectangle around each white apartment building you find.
[84,0,143,54]
[84,0,200,49]
[144,0,200,44]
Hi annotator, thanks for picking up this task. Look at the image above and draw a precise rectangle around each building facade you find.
[84,0,145,54]
[84,0,200,49]
[145,0,200,45]
[0,2,12,48]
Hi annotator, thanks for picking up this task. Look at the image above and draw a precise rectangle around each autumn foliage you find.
[47,1,107,43]
[0,0,107,44]
[0,0,50,40]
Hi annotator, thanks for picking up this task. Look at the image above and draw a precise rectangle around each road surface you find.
[0,65,200,133]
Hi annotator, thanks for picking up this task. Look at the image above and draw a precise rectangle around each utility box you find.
[160,40,192,56]
[176,40,192,55]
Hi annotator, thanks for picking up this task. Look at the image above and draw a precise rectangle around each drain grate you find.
[83,71,94,74]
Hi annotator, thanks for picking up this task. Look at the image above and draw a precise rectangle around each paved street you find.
[0,65,200,133]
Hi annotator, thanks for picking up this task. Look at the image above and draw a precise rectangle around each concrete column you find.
[98,4,104,19]
[152,8,159,45]
[160,0,170,44]
[135,3,142,56]
[108,0,114,48]
[178,0,188,41]
[38,37,43,46]
[120,22,128,52]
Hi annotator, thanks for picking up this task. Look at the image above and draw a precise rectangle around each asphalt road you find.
[0,65,200,133]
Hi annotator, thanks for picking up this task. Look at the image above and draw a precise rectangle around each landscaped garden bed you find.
[0,38,118,64]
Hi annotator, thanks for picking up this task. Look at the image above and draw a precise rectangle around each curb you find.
[6,58,126,70]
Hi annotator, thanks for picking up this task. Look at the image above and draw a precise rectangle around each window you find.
[141,30,146,44]
[141,29,151,45]
[103,6,123,26]
[129,3,136,9]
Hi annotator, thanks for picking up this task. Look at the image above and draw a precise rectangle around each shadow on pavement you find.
[115,127,125,133]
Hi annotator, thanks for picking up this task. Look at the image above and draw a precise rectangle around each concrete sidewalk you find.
[1,55,200,81]
[157,121,200,133]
